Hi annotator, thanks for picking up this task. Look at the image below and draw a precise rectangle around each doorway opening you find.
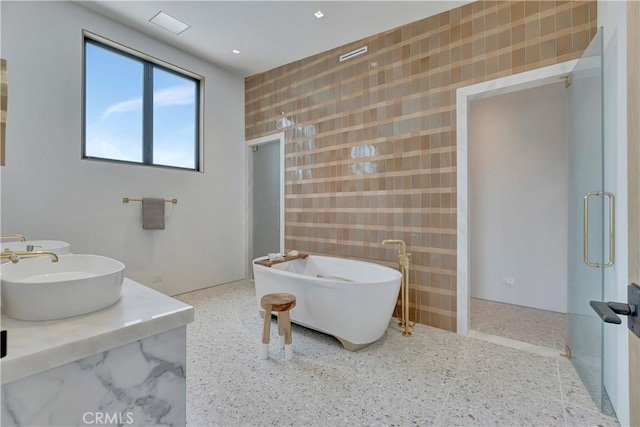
[456,60,577,337]
[246,132,285,278]
[467,82,568,354]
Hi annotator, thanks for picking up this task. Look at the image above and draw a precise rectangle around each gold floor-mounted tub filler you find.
[381,239,413,337]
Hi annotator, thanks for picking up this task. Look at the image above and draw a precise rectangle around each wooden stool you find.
[259,293,296,360]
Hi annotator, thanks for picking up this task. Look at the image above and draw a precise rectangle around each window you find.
[83,35,201,170]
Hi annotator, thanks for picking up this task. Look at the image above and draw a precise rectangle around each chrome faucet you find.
[1,250,59,263]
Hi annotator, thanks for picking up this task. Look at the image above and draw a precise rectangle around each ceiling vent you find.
[339,46,368,62]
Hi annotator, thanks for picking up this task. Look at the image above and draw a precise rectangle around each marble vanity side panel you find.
[1,326,186,427]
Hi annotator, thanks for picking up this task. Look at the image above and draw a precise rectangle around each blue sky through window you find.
[85,43,143,162]
[153,68,196,169]
[85,41,198,169]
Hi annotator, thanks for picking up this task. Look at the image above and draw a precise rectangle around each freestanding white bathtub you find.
[253,255,402,350]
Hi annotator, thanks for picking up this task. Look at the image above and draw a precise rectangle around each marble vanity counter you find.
[1,278,194,384]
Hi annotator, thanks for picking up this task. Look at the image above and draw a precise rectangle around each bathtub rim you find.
[252,254,401,286]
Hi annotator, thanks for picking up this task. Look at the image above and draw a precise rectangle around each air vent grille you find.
[339,46,368,62]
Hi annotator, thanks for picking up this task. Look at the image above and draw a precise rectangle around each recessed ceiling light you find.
[149,11,190,35]
[232,49,240,54]
[314,11,324,19]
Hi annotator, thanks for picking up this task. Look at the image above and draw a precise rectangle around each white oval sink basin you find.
[1,254,125,321]
[1,240,71,255]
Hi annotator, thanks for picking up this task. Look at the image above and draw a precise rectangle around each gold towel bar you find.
[122,197,178,204]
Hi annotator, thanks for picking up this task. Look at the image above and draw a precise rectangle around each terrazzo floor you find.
[176,280,619,427]
[470,298,567,351]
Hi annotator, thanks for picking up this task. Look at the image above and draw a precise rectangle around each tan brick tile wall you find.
[245,1,596,332]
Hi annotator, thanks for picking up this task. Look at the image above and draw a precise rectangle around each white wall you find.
[599,1,630,425]
[0,1,247,295]
[469,83,568,313]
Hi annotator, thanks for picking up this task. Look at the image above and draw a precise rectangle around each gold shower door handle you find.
[583,191,601,268]
[604,191,615,268]
[582,191,615,268]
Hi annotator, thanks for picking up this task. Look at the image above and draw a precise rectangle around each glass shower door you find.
[567,29,608,411]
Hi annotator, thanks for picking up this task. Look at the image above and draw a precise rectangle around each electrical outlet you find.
[152,275,163,283]
[502,276,515,286]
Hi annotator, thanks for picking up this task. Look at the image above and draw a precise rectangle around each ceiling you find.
[78,1,471,77]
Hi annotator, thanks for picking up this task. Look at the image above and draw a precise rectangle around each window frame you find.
[82,31,204,172]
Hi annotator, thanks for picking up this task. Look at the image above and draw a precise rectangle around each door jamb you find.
[456,60,578,336]
[245,132,286,278]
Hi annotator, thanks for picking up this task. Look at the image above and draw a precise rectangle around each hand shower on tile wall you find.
[381,239,412,337]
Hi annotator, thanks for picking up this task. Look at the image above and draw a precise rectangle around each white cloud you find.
[153,123,196,169]
[100,85,194,119]
[101,97,142,119]
[85,116,142,161]
[85,133,141,162]
[154,85,194,107]
[153,147,195,169]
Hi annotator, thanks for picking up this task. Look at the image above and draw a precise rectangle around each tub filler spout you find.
[381,239,412,337]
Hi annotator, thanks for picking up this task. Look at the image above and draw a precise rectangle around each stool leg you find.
[259,307,271,360]
[282,310,293,360]
[277,313,285,349]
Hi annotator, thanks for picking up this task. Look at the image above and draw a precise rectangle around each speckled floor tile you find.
[434,379,566,426]
[564,404,620,427]
[468,330,561,358]
[557,357,601,413]
[177,281,618,427]
[456,339,561,399]
[471,297,567,350]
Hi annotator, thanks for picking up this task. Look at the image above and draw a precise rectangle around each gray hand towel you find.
[142,198,165,230]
